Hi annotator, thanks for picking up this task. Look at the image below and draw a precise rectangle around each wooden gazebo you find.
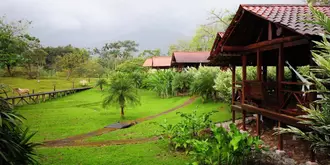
[209,4,329,161]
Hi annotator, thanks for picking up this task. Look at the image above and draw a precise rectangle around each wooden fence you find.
[4,87,92,107]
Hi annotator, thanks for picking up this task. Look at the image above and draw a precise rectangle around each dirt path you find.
[43,136,160,147]
[42,96,197,147]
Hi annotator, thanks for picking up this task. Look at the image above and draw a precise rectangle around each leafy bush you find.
[213,70,232,103]
[160,110,265,165]
[0,98,39,164]
[145,69,176,98]
[189,124,264,165]
[159,110,216,151]
[190,67,218,102]
[172,71,193,94]
[79,79,89,87]
[129,71,147,89]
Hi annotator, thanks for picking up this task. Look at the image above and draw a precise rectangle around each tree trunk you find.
[100,84,103,91]
[6,64,12,77]
[66,69,72,80]
[120,106,124,118]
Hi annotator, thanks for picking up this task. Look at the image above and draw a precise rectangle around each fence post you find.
[53,85,56,91]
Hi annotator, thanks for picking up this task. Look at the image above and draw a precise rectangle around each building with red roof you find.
[209,4,329,162]
[172,51,210,70]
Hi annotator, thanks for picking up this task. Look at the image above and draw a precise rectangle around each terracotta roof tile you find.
[142,58,152,67]
[241,4,330,35]
[173,51,210,63]
[151,56,172,67]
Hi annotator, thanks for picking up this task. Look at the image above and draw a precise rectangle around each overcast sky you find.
[0,0,304,53]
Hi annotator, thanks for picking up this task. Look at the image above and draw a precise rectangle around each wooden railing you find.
[4,87,92,107]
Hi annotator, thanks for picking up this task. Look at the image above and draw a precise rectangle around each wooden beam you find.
[278,43,284,107]
[242,55,247,131]
[221,36,304,52]
[268,22,273,40]
[232,65,236,123]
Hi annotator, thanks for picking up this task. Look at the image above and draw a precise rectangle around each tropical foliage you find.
[172,71,193,94]
[102,73,140,118]
[190,67,218,102]
[145,70,176,98]
[0,98,39,164]
[277,5,330,154]
[160,110,265,165]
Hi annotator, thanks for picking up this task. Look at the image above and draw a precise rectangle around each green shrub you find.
[190,67,218,102]
[172,71,193,94]
[145,69,175,98]
[160,110,265,165]
[213,70,232,103]
[189,124,264,165]
[159,110,216,151]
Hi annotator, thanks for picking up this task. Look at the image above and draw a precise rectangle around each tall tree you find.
[95,40,139,70]
[22,48,48,79]
[43,45,77,70]
[56,48,89,80]
[167,10,233,55]
[138,49,161,58]
[306,0,330,4]
[0,17,35,76]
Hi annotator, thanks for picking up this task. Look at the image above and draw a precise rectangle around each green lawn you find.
[17,89,189,142]
[8,81,233,165]
[85,98,231,142]
[37,141,188,165]
[0,77,98,97]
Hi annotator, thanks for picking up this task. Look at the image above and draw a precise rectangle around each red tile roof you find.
[142,58,152,67]
[241,4,330,35]
[173,51,210,63]
[142,56,172,67]
[218,32,225,37]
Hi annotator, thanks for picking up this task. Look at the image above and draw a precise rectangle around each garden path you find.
[42,96,197,147]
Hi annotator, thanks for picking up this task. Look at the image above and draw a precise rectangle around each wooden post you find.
[278,43,284,107]
[278,121,283,150]
[232,65,236,123]
[263,66,267,82]
[53,85,56,91]
[268,22,272,40]
[256,49,262,136]
[310,148,316,162]
[242,55,247,131]
[257,49,262,81]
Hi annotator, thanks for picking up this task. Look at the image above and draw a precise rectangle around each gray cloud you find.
[0,0,304,52]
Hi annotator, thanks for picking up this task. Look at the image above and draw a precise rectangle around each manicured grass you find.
[17,89,189,142]
[37,141,188,165]
[0,77,98,97]
[85,98,232,142]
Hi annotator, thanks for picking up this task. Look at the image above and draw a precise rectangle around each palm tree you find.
[102,73,140,118]
[95,78,108,91]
